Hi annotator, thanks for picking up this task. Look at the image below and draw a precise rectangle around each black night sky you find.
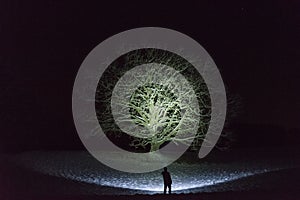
[0,0,300,152]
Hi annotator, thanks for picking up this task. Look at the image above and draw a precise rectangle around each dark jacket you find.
[162,171,172,185]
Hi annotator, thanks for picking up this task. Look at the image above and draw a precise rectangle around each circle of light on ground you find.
[13,151,300,194]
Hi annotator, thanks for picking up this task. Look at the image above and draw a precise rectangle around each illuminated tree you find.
[96,48,212,152]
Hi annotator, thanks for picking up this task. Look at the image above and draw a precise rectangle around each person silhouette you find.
[161,167,172,194]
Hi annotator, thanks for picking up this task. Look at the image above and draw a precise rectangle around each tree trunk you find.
[150,143,161,152]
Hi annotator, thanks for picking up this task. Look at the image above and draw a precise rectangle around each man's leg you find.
[168,184,171,194]
[164,184,167,194]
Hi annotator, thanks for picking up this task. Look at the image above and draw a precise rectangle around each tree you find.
[96,48,212,152]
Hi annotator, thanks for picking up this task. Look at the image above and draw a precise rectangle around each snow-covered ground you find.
[11,150,300,194]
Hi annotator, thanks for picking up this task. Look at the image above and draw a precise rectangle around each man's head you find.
[164,167,167,172]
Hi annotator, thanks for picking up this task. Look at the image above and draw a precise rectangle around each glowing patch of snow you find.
[13,151,297,194]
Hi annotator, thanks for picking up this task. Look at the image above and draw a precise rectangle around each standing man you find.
[161,167,172,194]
